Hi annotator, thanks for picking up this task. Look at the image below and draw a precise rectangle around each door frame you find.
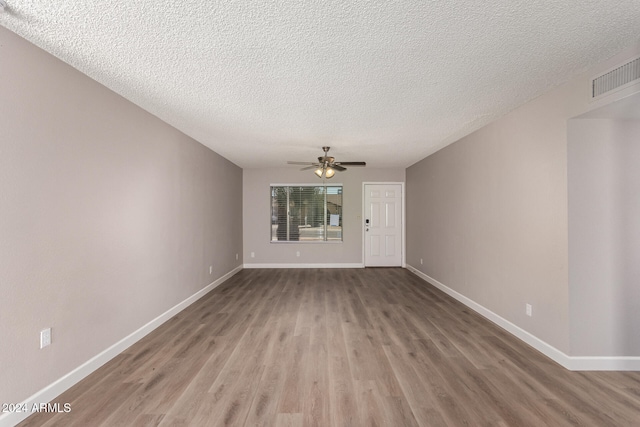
[362,182,406,267]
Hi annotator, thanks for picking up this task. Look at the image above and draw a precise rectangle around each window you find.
[271,185,343,242]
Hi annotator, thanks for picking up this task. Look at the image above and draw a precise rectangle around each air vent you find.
[592,56,640,98]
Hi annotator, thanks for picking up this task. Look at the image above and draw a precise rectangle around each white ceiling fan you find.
[287,147,366,179]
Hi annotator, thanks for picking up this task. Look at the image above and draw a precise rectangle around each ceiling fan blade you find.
[335,161,366,166]
[291,148,365,172]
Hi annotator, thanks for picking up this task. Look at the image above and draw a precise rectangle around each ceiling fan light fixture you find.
[325,167,335,179]
[289,147,366,178]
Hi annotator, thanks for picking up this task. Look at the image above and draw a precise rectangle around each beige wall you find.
[0,28,243,406]
[406,42,640,356]
[568,116,640,356]
[243,167,405,266]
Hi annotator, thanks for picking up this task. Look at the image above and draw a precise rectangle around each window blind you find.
[270,185,342,242]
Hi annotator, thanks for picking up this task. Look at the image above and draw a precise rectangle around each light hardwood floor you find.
[18,268,640,426]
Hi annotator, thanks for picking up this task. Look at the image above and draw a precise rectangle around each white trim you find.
[362,182,405,268]
[402,183,406,268]
[563,357,640,371]
[243,263,364,269]
[0,265,243,427]
[405,265,640,372]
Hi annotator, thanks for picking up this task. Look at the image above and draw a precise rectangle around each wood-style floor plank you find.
[17,268,640,426]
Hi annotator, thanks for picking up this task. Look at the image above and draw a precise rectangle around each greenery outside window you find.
[271,185,343,242]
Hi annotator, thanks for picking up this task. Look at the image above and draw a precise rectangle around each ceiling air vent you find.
[592,55,640,99]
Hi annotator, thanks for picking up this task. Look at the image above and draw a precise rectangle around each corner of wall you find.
[405,265,640,371]
[0,265,243,427]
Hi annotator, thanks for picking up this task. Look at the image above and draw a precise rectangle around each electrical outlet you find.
[526,304,532,317]
[420,258,423,265]
[40,328,51,349]
[209,265,213,275]
[296,251,300,257]
[236,253,238,260]
[251,252,255,258]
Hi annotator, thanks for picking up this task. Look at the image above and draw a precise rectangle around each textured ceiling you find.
[2,1,640,168]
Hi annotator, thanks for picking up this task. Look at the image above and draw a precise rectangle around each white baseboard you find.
[562,356,640,371]
[405,264,640,371]
[243,263,364,269]
[0,265,243,427]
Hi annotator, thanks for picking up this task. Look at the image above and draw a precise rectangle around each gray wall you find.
[243,167,405,266]
[0,28,243,405]
[406,42,640,355]
[568,117,640,356]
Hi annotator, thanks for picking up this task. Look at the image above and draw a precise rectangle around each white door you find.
[364,184,403,267]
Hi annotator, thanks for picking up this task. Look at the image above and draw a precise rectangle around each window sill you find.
[270,240,343,244]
